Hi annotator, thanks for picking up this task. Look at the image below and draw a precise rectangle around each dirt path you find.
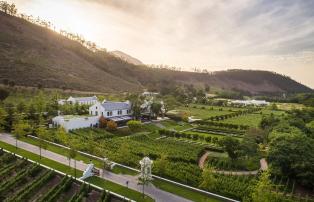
[198,151,268,176]
[199,151,210,169]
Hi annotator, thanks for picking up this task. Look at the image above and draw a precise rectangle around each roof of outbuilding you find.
[101,101,130,111]
[68,96,98,102]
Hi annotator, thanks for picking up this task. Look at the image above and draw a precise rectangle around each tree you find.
[251,171,276,202]
[151,102,161,119]
[99,116,107,128]
[36,125,48,159]
[12,120,30,149]
[127,120,142,132]
[199,166,216,190]
[16,101,26,113]
[68,137,78,178]
[0,88,9,101]
[219,137,241,160]
[268,133,314,188]
[0,107,7,132]
[56,127,68,144]
[106,120,117,131]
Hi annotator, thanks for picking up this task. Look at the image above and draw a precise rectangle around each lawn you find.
[221,113,263,127]
[0,140,153,202]
[152,178,222,202]
[186,130,242,141]
[111,165,139,176]
[260,109,286,116]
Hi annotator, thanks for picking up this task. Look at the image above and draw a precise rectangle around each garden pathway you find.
[198,150,268,176]
[0,133,192,202]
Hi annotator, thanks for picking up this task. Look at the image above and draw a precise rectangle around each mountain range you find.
[0,11,312,94]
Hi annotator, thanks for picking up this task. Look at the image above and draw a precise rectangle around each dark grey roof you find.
[101,101,130,111]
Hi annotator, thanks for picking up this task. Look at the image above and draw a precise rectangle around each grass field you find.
[221,113,263,127]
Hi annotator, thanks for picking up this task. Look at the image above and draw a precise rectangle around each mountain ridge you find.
[0,11,312,94]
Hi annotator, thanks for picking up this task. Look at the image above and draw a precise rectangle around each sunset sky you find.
[8,0,314,88]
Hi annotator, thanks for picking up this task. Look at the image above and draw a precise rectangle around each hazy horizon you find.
[8,0,314,88]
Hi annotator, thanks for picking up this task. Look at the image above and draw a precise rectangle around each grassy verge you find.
[152,178,222,202]
[0,140,82,176]
[112,165,139,176]
[86,176,154,202]
[0,140,154,202]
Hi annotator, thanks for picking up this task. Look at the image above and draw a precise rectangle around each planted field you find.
[221,113,263,127]
[0,150,121,202]
[170,106,234,120]
[159,120,193,131]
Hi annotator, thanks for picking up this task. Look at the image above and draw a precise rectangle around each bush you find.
[127,120,142,132]
[106,120,117,131]
[99,116,107,128]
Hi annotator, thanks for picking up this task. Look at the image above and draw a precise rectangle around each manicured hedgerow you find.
[0,164,39,198]
[38,176,71,202]
[69,183,89,202]
[12,170,55,201]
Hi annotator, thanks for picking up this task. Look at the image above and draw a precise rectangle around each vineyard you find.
[0,149,124,202]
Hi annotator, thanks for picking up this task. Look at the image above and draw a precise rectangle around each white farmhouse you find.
[67,96,98,105]
[52,100,133,131]
[89,101,132,122]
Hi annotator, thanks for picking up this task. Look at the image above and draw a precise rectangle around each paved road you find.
[0,133,191,202]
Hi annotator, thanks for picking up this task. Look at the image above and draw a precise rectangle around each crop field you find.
[221,113,263,127]
[170,106,234,120]
[159,120,193,131]
[0,150,119,202]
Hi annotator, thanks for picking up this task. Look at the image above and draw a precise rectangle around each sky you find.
[8,0,314,88]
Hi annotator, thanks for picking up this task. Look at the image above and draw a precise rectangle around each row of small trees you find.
[0,1,102,52]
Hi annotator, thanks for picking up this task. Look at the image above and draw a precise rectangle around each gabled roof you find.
[68,96,98,102]
[101,101,130,111]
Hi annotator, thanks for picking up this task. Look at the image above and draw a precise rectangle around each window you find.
[101,112,103,116]
[110,111,113,116]
[95,111,98,116]
[107,112,110,116]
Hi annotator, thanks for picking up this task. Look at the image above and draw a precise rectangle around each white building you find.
[52,100,133,131]
[67,96,98,105]
[142,91,159,97]
[89,101,132,122]
[230,99,270,106]
[52,115,99,132]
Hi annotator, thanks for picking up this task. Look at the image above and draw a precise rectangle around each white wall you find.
[52,116,99,132]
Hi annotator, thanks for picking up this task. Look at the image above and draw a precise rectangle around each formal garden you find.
[0,87,314,201]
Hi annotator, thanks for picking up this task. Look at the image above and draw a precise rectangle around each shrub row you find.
[158,129,223,152]
[38,176,71,202]
[69,183,89,202]
[13,170,55,201]
[0,164,39,197]
[195,121,249,131]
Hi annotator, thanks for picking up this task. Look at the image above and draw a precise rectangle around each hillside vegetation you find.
[0,11,312,94]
